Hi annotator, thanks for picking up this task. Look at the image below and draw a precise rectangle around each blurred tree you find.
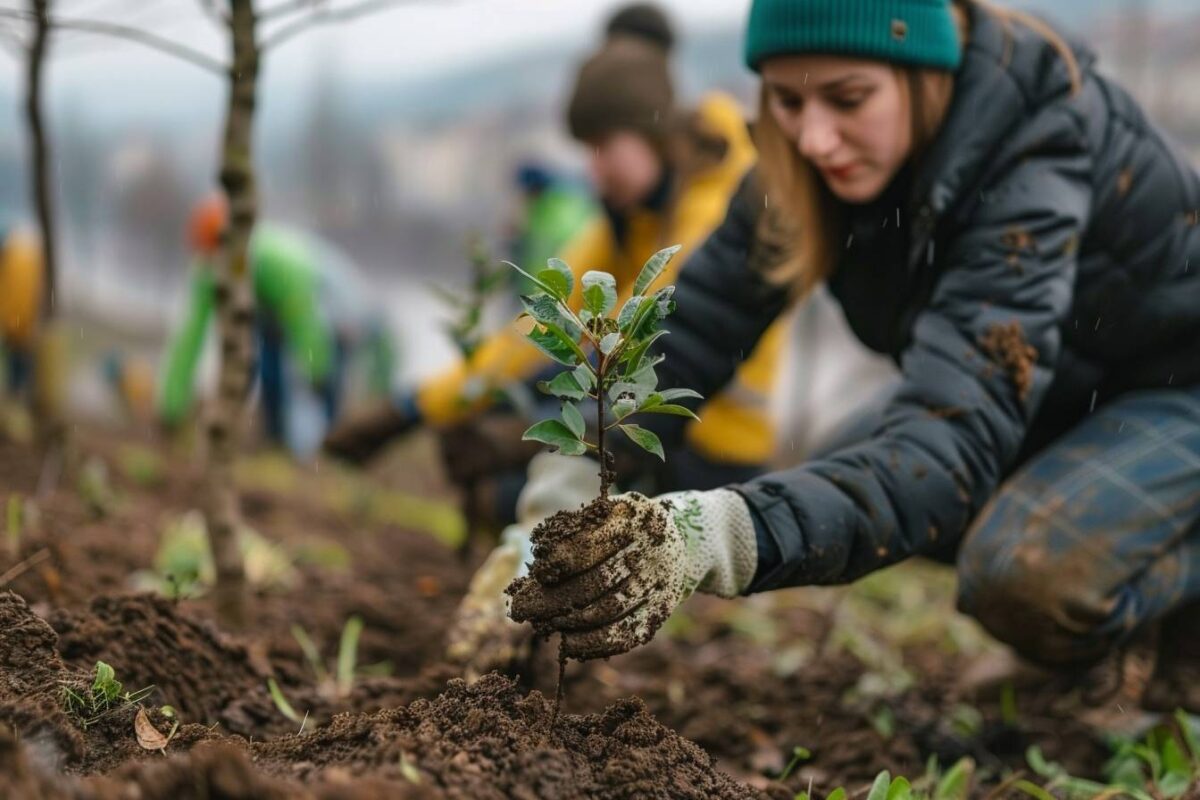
[1,0,422,628]
[0,0,68,458]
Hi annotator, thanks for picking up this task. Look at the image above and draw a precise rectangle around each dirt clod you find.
[980,321,1038,401]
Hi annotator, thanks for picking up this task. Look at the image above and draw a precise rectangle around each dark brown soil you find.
[0,425,1129,798]
[251,672,763,799]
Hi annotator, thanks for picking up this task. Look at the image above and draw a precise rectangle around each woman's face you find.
[587,131,664,212]
[762,55,913,204]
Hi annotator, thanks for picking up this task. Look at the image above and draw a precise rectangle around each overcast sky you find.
[0,0,750,89]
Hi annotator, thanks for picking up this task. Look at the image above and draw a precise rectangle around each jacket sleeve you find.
[158,267,215,426]
[742,111,1093,591]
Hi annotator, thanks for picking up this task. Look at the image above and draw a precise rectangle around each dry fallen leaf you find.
[134,708,169,751]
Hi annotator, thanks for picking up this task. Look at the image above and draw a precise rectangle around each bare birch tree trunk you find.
[207,0,259,629]
[25,0,66,448]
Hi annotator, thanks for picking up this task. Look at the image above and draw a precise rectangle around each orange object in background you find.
[0,228,44,348]
[188,194,228,256]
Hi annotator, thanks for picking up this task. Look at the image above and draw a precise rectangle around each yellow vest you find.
[0,229,44,349]
[418,93,786,465]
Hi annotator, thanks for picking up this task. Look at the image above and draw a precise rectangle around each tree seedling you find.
[506,245,700,498]
[504,246,700,721]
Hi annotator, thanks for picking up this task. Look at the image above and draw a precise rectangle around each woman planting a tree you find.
[509,0,1200,713]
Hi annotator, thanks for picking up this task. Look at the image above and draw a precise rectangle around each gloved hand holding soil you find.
[507,488,758,660]
[445,452,599,675]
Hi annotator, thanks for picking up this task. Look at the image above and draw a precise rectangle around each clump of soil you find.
[253,672,765,799]
[980,322,1038,401]
[48,593,266,728]
[0,591,218,776]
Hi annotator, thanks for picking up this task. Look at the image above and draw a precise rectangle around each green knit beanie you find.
[744,0,962,72]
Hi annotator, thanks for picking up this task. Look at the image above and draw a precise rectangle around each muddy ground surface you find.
[0,424,1141,797]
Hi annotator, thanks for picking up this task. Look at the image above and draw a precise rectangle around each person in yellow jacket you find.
[325,3,788,526]
[0,224,44,401]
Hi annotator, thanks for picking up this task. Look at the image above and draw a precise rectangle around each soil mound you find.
[48,593,265,728]
[254,672,764,799]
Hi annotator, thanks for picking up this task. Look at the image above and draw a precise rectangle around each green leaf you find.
[523,419,587,456]
[93,662,122,702]
[521,294,565,327]
[267,678,302,724]
[866,771,891,800]
[826,790,847,800]
[623,294,661,338]
[656,388,704,403]
[542,260,573,299]
[1175,710,1200,764]
[617,295,645,331]
[561,402,586,439]
[639,403,700,421]
[1012,781,1055,800]
[933,757,973,800]
[618,424,664,460]
[1161,736,1190,778]
[612,395,638,421]
[600,332,621,355]
[620,329,668,374]
[537,371,586,401]
[1159,770,1190,798]
[526,326,578,366]
[1026,746,1063,779]
[885,777,911,800]
[337,615,363,698]
[538,268,570,301]
[582,270,617,317]
[503,260,559,297]
[573,363,597,392]
[633,244,681,296]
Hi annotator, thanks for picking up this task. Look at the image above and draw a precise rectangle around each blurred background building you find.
[0,0,1197,444]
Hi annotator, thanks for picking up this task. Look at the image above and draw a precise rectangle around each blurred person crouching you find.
[159,195,396,458]
[325,3,791,549]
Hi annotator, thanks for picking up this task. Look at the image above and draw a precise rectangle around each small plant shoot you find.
[506,245,701,498]
[432,235,510,363]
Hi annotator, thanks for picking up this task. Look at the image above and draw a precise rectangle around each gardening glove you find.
[445,452,600,676]
[322,393,421,464]
[507,488,758,661]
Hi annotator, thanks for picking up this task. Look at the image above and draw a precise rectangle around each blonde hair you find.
[755,0,1081,297]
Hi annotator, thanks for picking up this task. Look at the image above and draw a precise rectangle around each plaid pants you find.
[957,386,1200,666]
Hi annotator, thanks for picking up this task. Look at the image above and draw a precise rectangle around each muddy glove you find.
[507,488,758,661]
[445,452,600,676]
[322,394,420,464]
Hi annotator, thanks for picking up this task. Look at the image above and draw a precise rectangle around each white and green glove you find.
[444,452,600,675]
[507,488,758,661]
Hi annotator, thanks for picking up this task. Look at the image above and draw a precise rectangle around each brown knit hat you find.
[566,16,675,150]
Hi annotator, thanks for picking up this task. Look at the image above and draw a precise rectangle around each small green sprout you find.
[61,661,156,729]
[432,234,510,363]
[6,494,22,557]
[290,615,364,700]
[779,745,812,782]
[336,615,363,698]
[507,246,701,498]
[266,677,302,726]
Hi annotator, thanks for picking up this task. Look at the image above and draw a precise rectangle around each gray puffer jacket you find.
[649,4,1200,592]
